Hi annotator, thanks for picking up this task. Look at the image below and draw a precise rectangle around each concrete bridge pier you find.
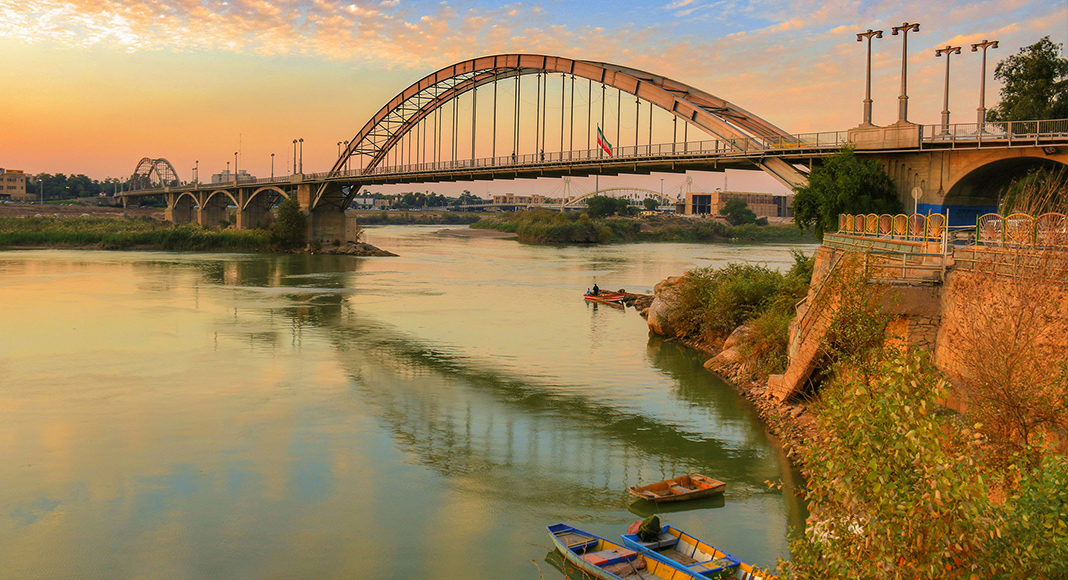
[197,193,230,228]
[236,188,275,230]
[165,192,197,224]
[297,183,358,243]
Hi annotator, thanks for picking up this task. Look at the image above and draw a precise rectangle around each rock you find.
[722,325,752,351]
[647,290,684,337]
[317,241,397,256]
[653,276,684,294]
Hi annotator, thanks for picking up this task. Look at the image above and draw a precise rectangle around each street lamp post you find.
[234,152,239,184]
[292,139,297,175]
[298,138,304,174]
[971,39,999,127]
[271,153,275,180]
[856,28,884,126]
[195,160,199,188]
[891,22,921,123]
[935,45,962,135]
[39,177,43,204]
[660,178,664,198]
[343,140,349,172]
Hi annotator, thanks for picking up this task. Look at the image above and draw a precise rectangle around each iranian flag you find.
[597,125,613,157]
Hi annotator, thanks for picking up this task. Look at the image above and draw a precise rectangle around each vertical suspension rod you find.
[535,73,541,159]
[560,73,565,155]
[471,83,477,162]
[492,71,498,161]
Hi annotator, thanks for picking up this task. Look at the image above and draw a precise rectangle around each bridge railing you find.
[974,212,1068,247]
[357,130,851,177]
[838,212,948,243]
[921,118,1068,147]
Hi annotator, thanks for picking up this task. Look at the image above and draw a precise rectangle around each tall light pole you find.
[195,160,199,188]
[935,45,962,135]
[891,22,921,123]
[234,151,239,184]
[343,140,349,172]
[660,178,664,198]
[298,138,304,174]
[971,39,999,127]
[271,153,275,180]
[856,28,884,126]
[39,177,43,204]
[292,139,297,175]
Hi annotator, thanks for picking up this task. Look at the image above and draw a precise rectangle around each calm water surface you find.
[0,226,816,579]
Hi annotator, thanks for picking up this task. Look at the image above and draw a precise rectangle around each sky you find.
[1,0,1065,197]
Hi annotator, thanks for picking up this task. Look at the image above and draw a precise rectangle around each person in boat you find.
[592,283,600,295]
[585,288,592,296]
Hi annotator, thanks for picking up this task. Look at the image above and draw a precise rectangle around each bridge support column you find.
[297,183,358,243]
[197,193,230,228]
[164,192,196,224]
[236,188,275,230]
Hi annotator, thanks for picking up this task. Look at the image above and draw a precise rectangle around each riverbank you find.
[641,270,816,468]
[0,215,395,255]
[471,210,813,244]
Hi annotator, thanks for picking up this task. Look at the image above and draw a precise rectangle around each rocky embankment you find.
[642,274,815,467]
[314,241,397,256]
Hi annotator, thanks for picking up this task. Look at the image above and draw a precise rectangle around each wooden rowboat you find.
[584,291,627,303]
[547,523,705,580]
[627,474,726,503]
[621,524,776,579]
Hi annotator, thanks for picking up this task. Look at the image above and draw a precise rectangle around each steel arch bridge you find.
[129,157,180,190]
[565,187,675,208]
[317,53,807,208]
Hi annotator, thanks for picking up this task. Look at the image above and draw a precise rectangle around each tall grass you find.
[0,216,272,251]
[471,210,812,244]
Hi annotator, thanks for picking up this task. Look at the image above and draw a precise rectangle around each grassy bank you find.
[0,216,272,251]
[470,210,812,244]
[354,210,482,226]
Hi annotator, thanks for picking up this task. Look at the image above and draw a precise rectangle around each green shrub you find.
[674,263,786,342]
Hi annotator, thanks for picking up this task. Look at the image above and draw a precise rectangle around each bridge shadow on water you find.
[175,253,803,520]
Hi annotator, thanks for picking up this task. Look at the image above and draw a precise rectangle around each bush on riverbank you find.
[785,348,1068,580]
[471,210,812,244]
[668,251,814,377]
[0,216,272,251]
[356,210,482,226]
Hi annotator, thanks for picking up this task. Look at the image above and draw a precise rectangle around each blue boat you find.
[620,524,775,579]
[547,523,704,580]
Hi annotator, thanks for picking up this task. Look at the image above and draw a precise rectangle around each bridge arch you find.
[204,189,240,209]
[245,186,289,210]
[565,187,675,207]
[332,54,794,179]
[130,157,180,190]
[945,155,1067,209]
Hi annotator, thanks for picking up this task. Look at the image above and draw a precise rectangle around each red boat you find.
[584,290,627,303]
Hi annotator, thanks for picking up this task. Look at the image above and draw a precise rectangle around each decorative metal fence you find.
[837,212,946,241]
[975,212,1068,247]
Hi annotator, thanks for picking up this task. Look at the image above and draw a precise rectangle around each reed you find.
[0,216,272,251]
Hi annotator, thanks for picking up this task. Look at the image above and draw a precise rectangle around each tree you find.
[792,147,901,240]
[987,36,1068,122]
[642,197,659,212]
[719,199,757,225]
[271,198,307,249]
[585,195,631,218]
[458,191,481,205]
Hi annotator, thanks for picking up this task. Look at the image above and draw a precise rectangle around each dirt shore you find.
[434,228,518,239]
[0,202,163,220]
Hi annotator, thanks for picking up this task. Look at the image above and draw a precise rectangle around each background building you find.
[0,169,29,201]
[683,190,793,218]
[210,169,256,184]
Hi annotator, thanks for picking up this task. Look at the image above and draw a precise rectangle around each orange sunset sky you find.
[1,0,1065,193]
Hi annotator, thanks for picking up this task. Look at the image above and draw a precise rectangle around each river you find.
[0,226,816,579]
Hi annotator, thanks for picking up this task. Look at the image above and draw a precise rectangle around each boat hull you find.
[627,474,726,503]
[547,523,700,580]
[584,292,627,303]
[620,525,774,580]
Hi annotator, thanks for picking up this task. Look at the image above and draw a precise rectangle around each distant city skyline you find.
[2,0,1064,195]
